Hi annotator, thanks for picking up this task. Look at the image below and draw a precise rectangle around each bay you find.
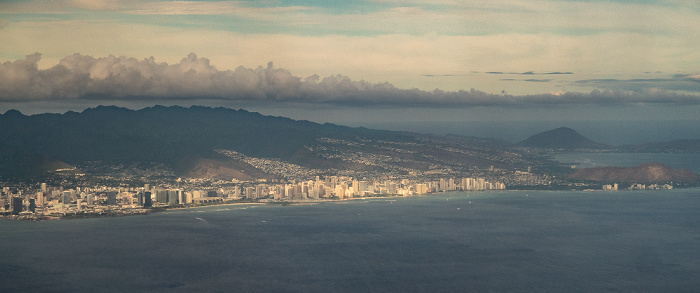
[2,189,700,292]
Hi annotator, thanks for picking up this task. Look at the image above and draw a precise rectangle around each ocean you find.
[2,188,700,292]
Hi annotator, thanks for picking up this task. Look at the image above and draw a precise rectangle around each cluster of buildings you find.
[603,183,673,190]
[0,176,506,219]
[628,183,674,190]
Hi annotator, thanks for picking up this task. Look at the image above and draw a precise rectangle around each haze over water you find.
[352,120,700,146]
[552,153,700,173]
[2,188,699,292]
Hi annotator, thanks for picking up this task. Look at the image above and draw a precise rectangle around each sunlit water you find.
[2,189,700,292]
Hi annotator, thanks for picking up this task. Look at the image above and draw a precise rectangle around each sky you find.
[1,0,699,142]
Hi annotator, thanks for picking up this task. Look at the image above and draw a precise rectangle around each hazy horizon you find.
[2,0,700,131]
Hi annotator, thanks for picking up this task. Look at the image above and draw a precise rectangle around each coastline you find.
[4,186,698,222]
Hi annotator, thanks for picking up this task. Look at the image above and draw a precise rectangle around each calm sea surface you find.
[551,153,700,173]
[2,189,700,292]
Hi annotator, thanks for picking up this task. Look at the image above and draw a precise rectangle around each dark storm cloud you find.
[1,53,699,107]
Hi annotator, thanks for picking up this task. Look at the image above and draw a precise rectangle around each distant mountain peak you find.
[2,109,25,117]
[518,127,607,149]
[553,126,575,132]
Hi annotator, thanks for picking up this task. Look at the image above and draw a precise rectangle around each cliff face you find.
[568,162,699,184]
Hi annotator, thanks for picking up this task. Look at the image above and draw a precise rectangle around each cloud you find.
[574,76,700,94]
[4,0,700,41]
[68,0,125,11]
[1,53,699,107]
[126,1,313,17]
[0,0,132,13]
[481,71,574,75]
[500,78,552,82]
[520,71,573,75]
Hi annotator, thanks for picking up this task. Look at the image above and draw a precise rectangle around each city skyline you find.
[2,3,700,287]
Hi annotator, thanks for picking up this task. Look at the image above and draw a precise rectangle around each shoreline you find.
[4,187,699,221]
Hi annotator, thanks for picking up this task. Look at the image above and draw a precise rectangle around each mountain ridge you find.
[1,107,696,181]
[0,144,74,178]
[0,105,529,180]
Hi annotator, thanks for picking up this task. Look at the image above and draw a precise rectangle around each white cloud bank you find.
[1,53,699,107]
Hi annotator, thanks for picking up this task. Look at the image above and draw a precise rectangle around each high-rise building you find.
[156,190,168,203]
[106,191,117,205]
[415,184,428,194]
[28,198,36,213]
[285,184,294,199]
[143,191,152,207]
[62,191,73,205]
[335,184,346,199]
[245,187,255,199]
[168,190,179,205]
[177,190,184,204]
[461,178,471,190]
[309,188,319,199]
[11,197,23,215]
[294,184,302,198]
[477,178,486,190]
[358,181,368,196]
[387,181,397,194]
